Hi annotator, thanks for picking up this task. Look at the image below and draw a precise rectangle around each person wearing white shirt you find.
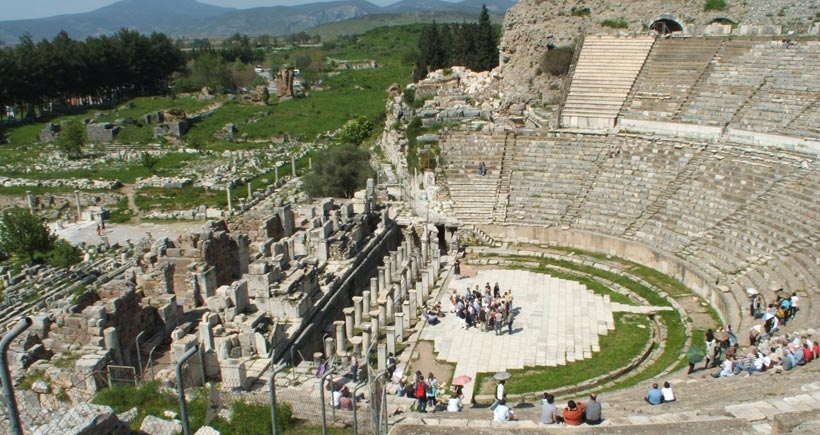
[492,399,514,421]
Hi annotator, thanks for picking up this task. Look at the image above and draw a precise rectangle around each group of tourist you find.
[644,382,675,405]
[449,283,516,335]
[395,371,443,413]
[538,392,603,425]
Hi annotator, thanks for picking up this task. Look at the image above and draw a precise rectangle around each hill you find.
[0,0,517,42]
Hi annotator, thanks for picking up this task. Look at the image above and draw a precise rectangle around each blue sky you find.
[1,0,448,21]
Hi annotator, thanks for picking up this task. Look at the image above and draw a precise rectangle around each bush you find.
[540,46,575,77]
[704,0,727,11]
[571,6,591,17]
[209,401,293,434]
[45,239,81,269]
[601,18,629,29]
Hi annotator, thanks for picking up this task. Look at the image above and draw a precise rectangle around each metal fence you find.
[0,324,387,435]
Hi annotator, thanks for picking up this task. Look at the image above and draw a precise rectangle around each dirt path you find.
[119,184,141,222]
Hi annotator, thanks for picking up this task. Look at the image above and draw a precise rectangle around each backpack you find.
[416,382,427,398]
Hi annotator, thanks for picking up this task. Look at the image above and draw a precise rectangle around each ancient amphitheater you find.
[383,1,820,434]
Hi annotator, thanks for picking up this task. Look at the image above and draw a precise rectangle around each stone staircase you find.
[561,35,655,129]
[491,132,514,222]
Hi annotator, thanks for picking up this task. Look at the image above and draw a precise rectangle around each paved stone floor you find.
[420,269,667,401]
[52,219,203,247]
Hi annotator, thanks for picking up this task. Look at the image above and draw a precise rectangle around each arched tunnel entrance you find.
[650,18,684,35]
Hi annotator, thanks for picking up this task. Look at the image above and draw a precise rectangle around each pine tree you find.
[474,5,499,71]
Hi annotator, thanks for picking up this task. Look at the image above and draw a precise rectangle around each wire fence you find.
[0,346,386,434]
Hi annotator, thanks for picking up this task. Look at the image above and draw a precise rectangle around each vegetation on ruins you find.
[44,239,82,269]
[413,5,499,81]
[540,45,576,76]
[601,18,630,29]
[0,207,56,263]
[303,143,375,198]
[337,115,376,146]
[704,0,728,11]
[56,120,86,159]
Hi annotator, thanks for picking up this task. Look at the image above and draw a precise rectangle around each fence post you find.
[0,317,32,435]
[135,331,144,383]
[351,380,367,435]
[269,362,288,435]
[319,367,335,435]
[176,345,199,435]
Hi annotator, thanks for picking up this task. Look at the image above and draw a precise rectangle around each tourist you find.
[506,309,515,335]
[350,353,358,382]
[584,393,602,425]
[661,382,675,402]
[492,399,514,421]
[332,384,343,409]
[339,386,353,410]
[540,392,558,424]
[490,379,505,410]
[563,400,585,426]
[453,260,461,279]
[426,372,438,411]
[494,310,504,335]
[415,375,428,412]
[645,383,663,405]
[447,391,463,412]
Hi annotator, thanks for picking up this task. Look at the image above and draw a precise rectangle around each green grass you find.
[135,186,228,211]
[503,313,650,394]
[704,0,728,11]
[601,18,629,29]
[93,381,179,430]
[93,97,212,124]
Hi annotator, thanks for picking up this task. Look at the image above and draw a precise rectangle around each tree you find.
[337,116,375,146]
[57,120,86,159]
[261,86,270,105]
[45,239,81,269]
[0,207,55,263]
[473,5,499,71]
[141,152,160,173]
[303,144,375,198]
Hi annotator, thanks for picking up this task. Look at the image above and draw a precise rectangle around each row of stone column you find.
[327,226,441,373]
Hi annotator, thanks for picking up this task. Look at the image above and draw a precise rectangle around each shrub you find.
[571,6,591,17]
[704,0,727,11]
[601,18,629,29]
[540,46,575,77]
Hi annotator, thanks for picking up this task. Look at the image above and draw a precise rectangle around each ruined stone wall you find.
[285,216,401,362]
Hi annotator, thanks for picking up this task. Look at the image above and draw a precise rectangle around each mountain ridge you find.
[0,0,516,42]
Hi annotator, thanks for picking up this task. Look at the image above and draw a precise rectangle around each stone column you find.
[377,299,387,331]
[361,324,371,357]
[384,257,392,287]
[378,266,386,294]
[421,230,429,264]
[394,313,404,343]
[291,155,297,177]
[247,181,252,199]
[408,290,418,322]
[385,326,396,355]
[26,191,34,212]
[226,186,233,213]
[401,270,409,299]
[239,198,246,212]
[200,319,215,352]
[353,297,363,326]
[421,270,430,301]
[350,336,363,358]
[409,255,418,282]
[401,301,411,330]
[369,310,380,340]
[334,320,346,355]
[386,293,395,324]
[399,280,407,302]
[324,337,335,361]
[397,244,405,268]
[343,307,355,338]
[370,277,379,306]
[104,327,122,365]
[389,251,398,278]
[275,165,279,184]
[377,343,387,373]
[74,190,81,221]
[363,291,371,315]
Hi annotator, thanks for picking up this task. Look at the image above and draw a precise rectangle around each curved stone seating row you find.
[441,130,820,335]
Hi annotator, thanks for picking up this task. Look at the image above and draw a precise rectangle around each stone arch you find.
[649,15,686,35]
[709,16,738,25]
